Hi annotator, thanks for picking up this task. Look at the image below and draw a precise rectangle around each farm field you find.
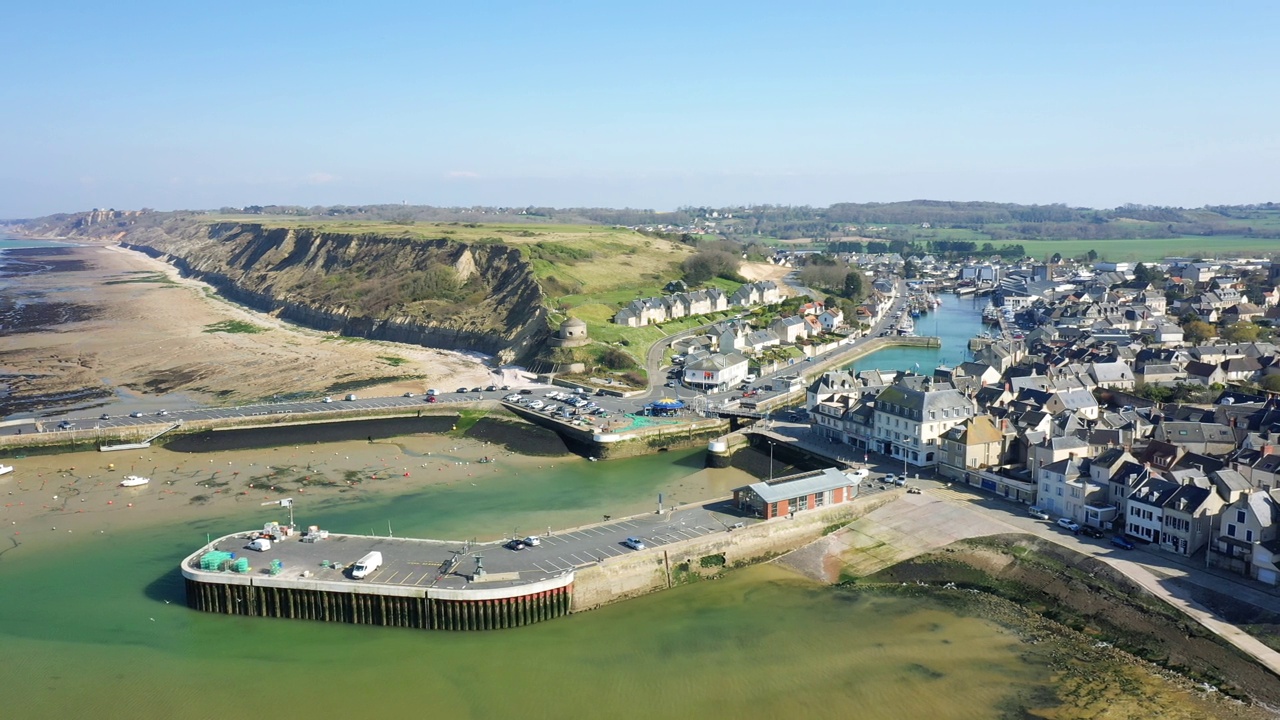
[1018,235,1280,262]
[206,216,694,296]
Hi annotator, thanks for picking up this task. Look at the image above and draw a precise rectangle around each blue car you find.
[1110,535,1135,550]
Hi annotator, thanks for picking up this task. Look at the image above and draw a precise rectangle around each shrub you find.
[699,553,726,568]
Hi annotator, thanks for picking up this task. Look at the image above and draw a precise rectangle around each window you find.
[1227,524,1236,538]
[1056,487,1063,496]
[1246,529,1254,543]
[794,495,808,512]
[770,502,778,517]
[814,491,826,507]
[1236,510,1247,523]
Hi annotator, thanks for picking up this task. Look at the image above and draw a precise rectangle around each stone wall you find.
[570,491,901,612]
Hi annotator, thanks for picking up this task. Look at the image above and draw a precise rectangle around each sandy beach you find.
[0,242,506,418]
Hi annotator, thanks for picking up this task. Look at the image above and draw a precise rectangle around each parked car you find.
[505,539,525,551]
[1056,518,1081,533]
[522,536,541,547]
[623,537,646,551]
[456,387,468,393]
[1078,525,1105,539]
[129,411,144,418]
[425,395,437,403]
[1110,535,1136,550]
[99,414,110,420]
[881,474,896,485]
[403,392,415,398]
[485,385,497,392]
[1027,506,1051,520]
[519,389,534,395]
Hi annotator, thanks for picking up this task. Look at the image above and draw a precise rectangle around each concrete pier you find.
[181,531,574,631]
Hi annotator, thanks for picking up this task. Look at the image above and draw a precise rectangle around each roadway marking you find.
[568,553,591,565]
[929,487,975,502]
[381,571,401,583]
[599,546,622,557]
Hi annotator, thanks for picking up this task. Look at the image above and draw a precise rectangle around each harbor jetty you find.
[182,527,574,631]
[181,476,899,631]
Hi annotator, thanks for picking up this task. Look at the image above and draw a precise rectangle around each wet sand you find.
[0,242,503,418]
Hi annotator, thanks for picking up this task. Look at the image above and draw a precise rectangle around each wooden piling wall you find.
[183,577,572,631]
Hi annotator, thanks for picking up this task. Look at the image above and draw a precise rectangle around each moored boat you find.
[0,464,13,476]
[119,475,150,487]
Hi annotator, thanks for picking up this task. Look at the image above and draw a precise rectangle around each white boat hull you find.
[120,475,150,487]
[0,464,12,476]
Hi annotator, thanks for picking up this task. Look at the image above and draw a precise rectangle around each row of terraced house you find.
[613,281,783,327]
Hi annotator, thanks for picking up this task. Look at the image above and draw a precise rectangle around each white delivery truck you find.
[246,538,272,552]
[351,551,383,580]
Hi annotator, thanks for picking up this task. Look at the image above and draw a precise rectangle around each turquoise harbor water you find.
[849,295,987,373]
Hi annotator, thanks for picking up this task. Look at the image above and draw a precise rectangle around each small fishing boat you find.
[0,464,13,476]
[119,475,150,487]
[477,457,492,464]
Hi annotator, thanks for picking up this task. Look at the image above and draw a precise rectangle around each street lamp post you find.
[768,441,775,482]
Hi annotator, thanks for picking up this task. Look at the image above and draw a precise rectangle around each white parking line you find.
[568,553,591,565]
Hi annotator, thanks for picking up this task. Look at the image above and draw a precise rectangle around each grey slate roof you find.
[745,468,861,504]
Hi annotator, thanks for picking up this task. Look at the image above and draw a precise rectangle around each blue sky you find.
[3,1,1277,216]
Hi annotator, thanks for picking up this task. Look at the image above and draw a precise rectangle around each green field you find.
[207,216,693,296]
[1018,236,1280,262]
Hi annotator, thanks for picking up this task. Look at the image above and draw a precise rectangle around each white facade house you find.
[682,352,749,392]
[818,308,844,331]
[871,379,975,468]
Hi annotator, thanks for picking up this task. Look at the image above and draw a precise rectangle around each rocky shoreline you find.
[849,535,1280,717]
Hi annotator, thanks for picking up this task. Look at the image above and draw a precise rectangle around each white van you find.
[351,551,383,580]
[847,468,870,481]
[246,538,272,552]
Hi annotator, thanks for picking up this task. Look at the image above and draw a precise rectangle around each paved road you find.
[836,483,1280,677]
[644,280,909,407]
[9,386,551,438]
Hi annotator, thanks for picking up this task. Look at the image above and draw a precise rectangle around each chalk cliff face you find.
[64,216,549,362]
